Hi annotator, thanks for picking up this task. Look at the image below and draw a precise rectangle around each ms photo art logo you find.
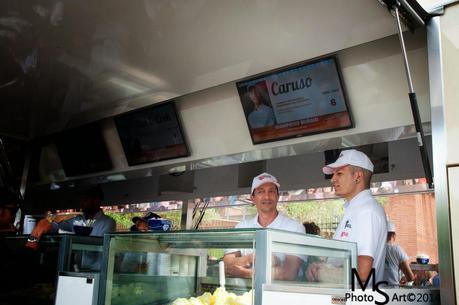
[344,269,439,305]
[344,268,389,305]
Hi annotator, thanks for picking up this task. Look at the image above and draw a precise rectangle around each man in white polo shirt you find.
[306,149,387,285]
[223,172,305,279]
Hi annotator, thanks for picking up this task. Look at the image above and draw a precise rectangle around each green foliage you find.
[201,208,223,222]
[375,196,388,206]
[278,199,345,225]
[208,249,225,259]
[105,212,134,230]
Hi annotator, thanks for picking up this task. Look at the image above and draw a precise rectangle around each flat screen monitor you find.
[236,56,353,144]
[115,101,189,166]
[54,122,112,177]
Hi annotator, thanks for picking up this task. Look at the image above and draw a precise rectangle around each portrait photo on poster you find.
[236,56,354,144]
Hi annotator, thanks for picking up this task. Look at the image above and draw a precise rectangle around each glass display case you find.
[57,234,104,272]
[99,229,357,305]
[55,235,104,305]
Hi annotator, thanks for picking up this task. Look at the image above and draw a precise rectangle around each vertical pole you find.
[394,3,434,188]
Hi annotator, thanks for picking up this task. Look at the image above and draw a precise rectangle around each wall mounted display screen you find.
[54,122,112,177]
[115,101,189,166]
[236,56,353,144]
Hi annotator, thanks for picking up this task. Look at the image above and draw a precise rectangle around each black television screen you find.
[54,122,112,177]
[115,101,189,166]
[324,143,389,179]
[236,56,353,144]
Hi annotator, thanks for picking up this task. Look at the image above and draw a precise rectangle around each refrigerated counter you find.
[55,235,104,305]
[99,229,357,305]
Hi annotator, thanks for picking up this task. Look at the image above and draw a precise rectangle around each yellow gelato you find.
[171,288,252,305]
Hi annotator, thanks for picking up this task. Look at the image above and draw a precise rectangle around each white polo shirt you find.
[333,190,387,283]
[236,212,305,233]
[226,212,305,258]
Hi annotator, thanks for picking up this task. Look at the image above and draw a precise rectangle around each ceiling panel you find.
[0,0,397,139]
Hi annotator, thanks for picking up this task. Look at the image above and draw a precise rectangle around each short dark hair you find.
[303,221,320,235]
[387,231,396,242]
[84,186,104,202]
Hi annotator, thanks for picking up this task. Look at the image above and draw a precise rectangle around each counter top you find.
[410,263,438,271]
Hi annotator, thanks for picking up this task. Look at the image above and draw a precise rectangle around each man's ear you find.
[353,170,364,183]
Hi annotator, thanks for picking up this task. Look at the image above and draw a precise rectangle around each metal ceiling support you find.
[19,149,31,199]
[0,138,15,192]
[192,198,210,230]
[379,0,434,188]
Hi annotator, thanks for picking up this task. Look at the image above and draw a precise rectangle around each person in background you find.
[26,186,116,249]
[0,189,19,235]
[130,211,161,232]
[306,149,387,284]
[384,221,415,286]
[303,221,320,236]
[223,173,305,280]
[0,190,44,305]
[117,212,161,273]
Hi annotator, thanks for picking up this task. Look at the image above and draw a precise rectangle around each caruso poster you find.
[237,57,353,144]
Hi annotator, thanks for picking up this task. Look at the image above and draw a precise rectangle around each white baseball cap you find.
[387,221,396,232]
[251,172,280,194]
[322,149,374,174]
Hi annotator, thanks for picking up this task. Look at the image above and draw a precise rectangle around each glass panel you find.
[63,240,104,272]
[270,241,351,288]
[102,229,357,305]
[70,249,104,272]
[105,231,257,305]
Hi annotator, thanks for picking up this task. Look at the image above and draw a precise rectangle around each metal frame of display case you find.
[253,229,357,304]
[98,229,357,305]
[54,235,105,305]
[99,229,259,305]
[57,234,104,272]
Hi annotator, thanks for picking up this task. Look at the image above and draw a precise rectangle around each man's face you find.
[80,196,100,218]
[0,205,17,226]
[251,182,279,214]
[330,165,359,200]
[135,220,149,232]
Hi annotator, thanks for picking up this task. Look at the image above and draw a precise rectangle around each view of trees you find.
[105,196,389,234]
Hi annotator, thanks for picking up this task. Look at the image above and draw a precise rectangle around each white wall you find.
[112,30,430,172]
[441,6,459,165]
[49,0,399,129]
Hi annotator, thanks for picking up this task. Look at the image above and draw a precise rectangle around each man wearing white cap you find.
[223,172,305,279]
[307,149,387,284]
[384,221,415,286]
